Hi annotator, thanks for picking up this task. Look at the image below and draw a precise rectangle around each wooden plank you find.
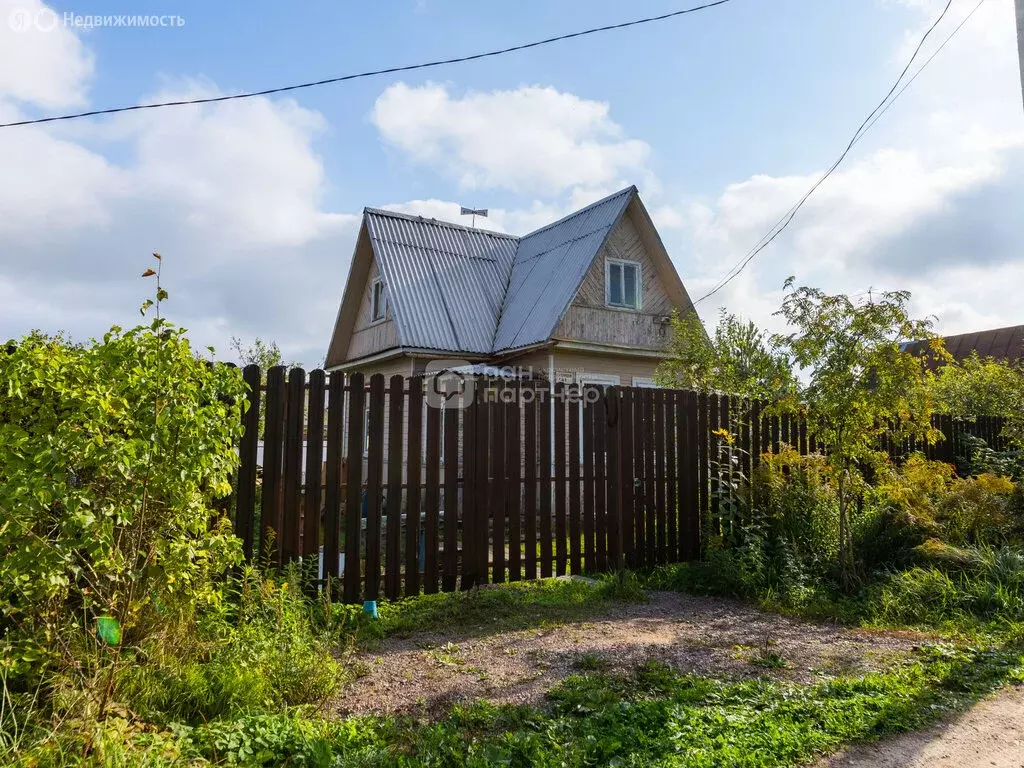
[667,390,679,563]
[281,368,305,564]
[508,381,522,582]
[696,391,709,549]
[384,375,405,601]
[642,388,656,566]
[474,387,491,582]
[524,386,538,580]
[461,389,478,591]
[442,402,459,592]
[323,372,344,587]
[606,387,622,570]
[739,399,752,497]
[492,384,507,584]
[568,388,582,575]
[620,388,637,566]
[260,366,286,566]
[554,383,567,576]
[653,389,667,563]
[582,388,596,573]
[423,397,441,594]
[303,370,326,560]
[707,393,720,539]
[404,376,423,597]
[236,364,261,560]
[594,389,607,571]
[342,373,365,602]
[364,374,386,601]
[683,391,701,560]
[539,385,553,578]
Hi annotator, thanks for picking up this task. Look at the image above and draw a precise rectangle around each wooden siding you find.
[552,348,662,387]
[554,209,678,350]
[346,259,398,361]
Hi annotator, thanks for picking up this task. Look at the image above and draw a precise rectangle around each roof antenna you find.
[460,206,488,228]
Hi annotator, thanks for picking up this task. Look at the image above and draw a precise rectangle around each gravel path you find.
[333,590,923,717]
[815,685,1024,768]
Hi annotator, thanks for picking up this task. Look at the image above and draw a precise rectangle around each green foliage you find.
[656,309,798,401]
[0,317,246,688]
[117,568,344,725]
[229,336,298,371]
[931,353,1024,445]
[773,281,941,588]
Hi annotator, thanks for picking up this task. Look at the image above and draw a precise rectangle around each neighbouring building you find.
[325,186,699,389]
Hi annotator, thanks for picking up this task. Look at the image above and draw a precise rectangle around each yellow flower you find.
[712,428,734,444]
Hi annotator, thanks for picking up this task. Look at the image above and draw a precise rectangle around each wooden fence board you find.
[323,372,344,586]
[594,391,608,571]
[606,387,622,569]
[508,382,522,582]
[620,388,637,566]
[554,384,567,577]
[384,375,405,600]
[343,373,365,602]
[364,374,386,601]
[423,398,441,594]
[569,391,582,575]
[654,390,667,563]
[539,387,553,578]
[260,366,286,566]
[643,388,657,566]
[303,370,325,559]
[405,377,423,596]
[492,389,507,584]
[667,391,679,563]
[442,402,459,592]
[582,390,596,573]
[236,365,261,559]
[524,390,538,581]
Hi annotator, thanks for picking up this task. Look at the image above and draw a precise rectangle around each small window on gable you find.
[606,259,641,310]
[371,278,386,322]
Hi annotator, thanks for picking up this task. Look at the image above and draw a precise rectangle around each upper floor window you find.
[371,278,386,322]
[606,259,641,310]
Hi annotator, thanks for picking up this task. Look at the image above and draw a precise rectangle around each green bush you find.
[0,319,245,696]
[117,568,344,724]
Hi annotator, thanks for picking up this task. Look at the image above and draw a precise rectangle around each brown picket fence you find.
[231,365,1008,603]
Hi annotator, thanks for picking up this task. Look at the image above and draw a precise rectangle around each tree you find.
[656,309,798,401]
[230,336,298,371]
[773,281,940,589]
[930,352,1024,446]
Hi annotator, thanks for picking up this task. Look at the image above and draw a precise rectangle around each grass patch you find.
[352,575,646,647]
[122,643,1022,767]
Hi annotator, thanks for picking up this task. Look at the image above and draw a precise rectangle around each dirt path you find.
[334,590,922,717]
[815,685,1024,768]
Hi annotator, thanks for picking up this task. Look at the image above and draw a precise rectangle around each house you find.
[325,186,697,389]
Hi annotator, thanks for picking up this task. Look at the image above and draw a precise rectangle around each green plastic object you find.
[96,615,121,646]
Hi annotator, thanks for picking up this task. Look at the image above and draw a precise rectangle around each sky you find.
[1,0,1022,367]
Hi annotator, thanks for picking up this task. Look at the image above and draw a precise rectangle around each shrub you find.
[117,568,344,724]
[0,317,246,701]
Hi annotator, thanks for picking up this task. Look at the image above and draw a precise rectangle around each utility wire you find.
[694,0,974,306]
[0,0,734,130]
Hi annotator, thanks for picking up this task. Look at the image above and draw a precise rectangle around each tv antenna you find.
[460,206,488,228]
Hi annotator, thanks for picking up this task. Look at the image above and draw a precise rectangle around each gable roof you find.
[329,186,688,364]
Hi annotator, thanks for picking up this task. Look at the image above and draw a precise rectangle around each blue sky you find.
[1,0,1022,365]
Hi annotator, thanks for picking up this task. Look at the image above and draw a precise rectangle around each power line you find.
[0,0,734,130]
[694,0,976,306]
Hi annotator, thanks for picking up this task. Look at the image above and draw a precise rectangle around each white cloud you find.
[0,8,357,366]
[0,0,93,108]
[667,0,1024,338]
[371,82,651,197]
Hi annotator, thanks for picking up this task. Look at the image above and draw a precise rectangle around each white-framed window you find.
[606,259,641,310]
[370,278,386,322]
[632,376,660,388]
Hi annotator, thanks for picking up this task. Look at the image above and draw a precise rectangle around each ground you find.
[336,589,922,717]
[817,685,1024,768]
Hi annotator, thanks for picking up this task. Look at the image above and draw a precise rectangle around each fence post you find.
[236,364,261,560]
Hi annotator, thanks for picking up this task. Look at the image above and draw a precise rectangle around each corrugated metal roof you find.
[365,209,517,354]
[905,324,1024,365]
[361,187,636,355]
[493,187,634,351]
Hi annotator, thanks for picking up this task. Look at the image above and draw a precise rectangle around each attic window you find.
[371,278,386,322]
[606,259,641,310]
